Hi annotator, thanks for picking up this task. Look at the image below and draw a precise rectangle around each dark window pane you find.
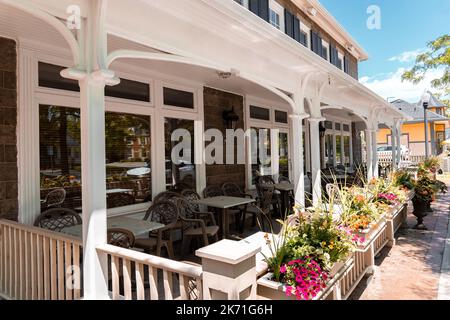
[335,123,341,131]
[105,78,150,102]
[163,87,194,109]
[39,105,82,210]
[325,121,333,129]
[39,105,152,210]
[105,112,152,205]
[38,62,80,92]
[279,132,289,178]
[343,124,350,132]
[251,128,271,184]
[250,105,270,121]
[165,118,196,190]
[275,110,288,124]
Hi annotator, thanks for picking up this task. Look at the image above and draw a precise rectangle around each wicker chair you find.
[134,201,179,259]
[106,192,135,209]
[34,208,82,232]
[181,189,202,211]
[107,228,135,249]
[278,176,295,209]
[256,176,281,216]
[177,198,219,257]
[222,182,254,231]
[203,185,223,198]
[41,188,66,209]
[153,191,184,205]
[326,183,341,204]
[242,187,274,231]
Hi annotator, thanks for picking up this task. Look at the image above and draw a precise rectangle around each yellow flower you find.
[321,241,327,247]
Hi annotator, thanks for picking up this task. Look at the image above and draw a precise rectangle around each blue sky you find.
[320,0,450,102]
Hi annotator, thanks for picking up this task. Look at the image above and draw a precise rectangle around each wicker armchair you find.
[134,201,179,259]
[107,228,135,249]
[153,191,184,205]
[34,208,82,232]
[181,189,202,211]
[177,198,219,257]
[203,185,223,198]
[106,192,135,209]
[242,187,274,231]
[41,188,66,209]
[256,176,281,216]
[221,182,253,199]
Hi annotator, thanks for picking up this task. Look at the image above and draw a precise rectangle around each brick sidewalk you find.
[350,182,450,300]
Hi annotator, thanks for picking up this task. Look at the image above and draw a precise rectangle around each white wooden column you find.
[372,130,379,178]
[79,72,110,300]
[391,126,397,170]
[309,117,326,205]
[291,113,308,207]
[365,129,373,180]
[396,121,402,165]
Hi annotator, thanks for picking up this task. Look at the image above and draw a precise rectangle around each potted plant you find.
[412,176,435,229]
[258,210,356,300]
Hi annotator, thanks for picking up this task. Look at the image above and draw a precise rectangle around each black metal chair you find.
[243,187,274,232]
[41,188,66,209]
[107,228,135,249]
[106,192,135,209]
[256,176,281,217]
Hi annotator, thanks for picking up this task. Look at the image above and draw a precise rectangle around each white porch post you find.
[391,126,397,170]
[309,117,326,205]
[291,113,308,207]
[365,130,373,180]
[396,121,402,165]
[372,130,379,178]
[79,73,110,300]
[61,0,118,300]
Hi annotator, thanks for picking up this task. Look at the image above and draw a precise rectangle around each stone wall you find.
[0,37,18,221]
[203,87,246,190]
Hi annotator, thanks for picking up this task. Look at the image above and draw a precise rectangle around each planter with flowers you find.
[257,210,357,300]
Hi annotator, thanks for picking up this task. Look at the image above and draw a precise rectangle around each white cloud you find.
[388,48,426,63]
[360,67,445,103]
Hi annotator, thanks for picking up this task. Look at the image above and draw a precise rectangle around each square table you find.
[193,196,255,239]
[60,216,164,239]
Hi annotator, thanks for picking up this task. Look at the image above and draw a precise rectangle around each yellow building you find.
[377,93,450,158]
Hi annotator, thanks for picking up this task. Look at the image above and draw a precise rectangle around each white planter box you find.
[257,257,354,301]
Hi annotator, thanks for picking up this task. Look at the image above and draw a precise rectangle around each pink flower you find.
[280,265,287,274]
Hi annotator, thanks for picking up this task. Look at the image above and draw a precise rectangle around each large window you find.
[324,134,334,167]
[250,128,271,185]
[164,118,196,190]
[335,135,342,165]
[39,105,152,210]
[278,132,289,178]
[343,136,350,166]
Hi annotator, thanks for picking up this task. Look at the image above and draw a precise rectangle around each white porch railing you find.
[0,219,82,300]
[96,244,203,300]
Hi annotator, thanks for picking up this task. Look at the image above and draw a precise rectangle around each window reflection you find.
[39,105,152,211]
[164,118,196,190]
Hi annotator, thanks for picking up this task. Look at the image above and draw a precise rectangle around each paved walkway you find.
[350,181,450,300]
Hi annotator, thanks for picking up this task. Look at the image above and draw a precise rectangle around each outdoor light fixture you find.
[422,91,431,159]
[223,107,239,130]
[217,71,232,79]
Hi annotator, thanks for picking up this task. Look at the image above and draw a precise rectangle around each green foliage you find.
[392,170,415,190]
[402,34,450,112]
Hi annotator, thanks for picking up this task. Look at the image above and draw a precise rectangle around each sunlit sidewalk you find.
[350,180,450,300]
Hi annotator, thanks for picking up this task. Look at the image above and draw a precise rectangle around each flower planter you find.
[412,196,429,229]
[353,216,387,249]
[257,257,354,301]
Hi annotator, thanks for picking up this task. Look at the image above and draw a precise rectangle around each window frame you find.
[269,0,285,31]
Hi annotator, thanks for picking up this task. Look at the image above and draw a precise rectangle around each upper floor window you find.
[234,0,249,8]
[269,0,284,30]
[275,110,288,124]
[269,9,280,29]
[322,40,329,61]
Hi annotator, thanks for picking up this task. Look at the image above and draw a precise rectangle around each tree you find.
[402,34,450,110]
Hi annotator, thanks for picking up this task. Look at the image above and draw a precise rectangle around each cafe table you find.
[60,216,164,238]
[193,196,255,239]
